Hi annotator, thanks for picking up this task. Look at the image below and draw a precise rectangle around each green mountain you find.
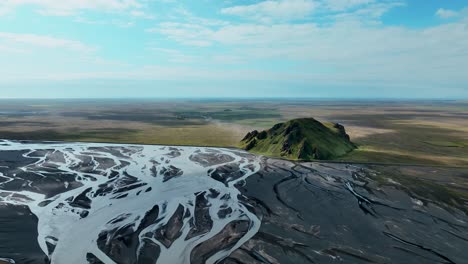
[240,118,356,160]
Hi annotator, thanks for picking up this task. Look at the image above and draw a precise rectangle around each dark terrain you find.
[0,140,467,264]
[230,159,468,264]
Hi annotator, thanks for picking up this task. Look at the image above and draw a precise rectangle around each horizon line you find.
[0,97,466,101]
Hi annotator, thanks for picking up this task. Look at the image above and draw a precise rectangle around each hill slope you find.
[240,118,356,160]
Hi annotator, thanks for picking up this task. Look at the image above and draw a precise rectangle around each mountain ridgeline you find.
[240,118,356,160]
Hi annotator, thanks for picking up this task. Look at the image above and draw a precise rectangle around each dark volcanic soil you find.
[224,158,468,264]
[0,205,47,263]
[0,141,467,264]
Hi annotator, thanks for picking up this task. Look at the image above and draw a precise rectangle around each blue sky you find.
[0,0,467,98]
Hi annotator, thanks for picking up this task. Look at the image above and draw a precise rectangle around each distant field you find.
[0,99,467,167]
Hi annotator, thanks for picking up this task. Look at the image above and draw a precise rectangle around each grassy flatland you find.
[370,165,468,213]
[0,99,467,167]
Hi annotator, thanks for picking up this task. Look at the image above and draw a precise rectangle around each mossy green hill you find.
[240,118,356,160]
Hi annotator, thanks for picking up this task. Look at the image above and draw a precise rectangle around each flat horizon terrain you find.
[0,99,467,167]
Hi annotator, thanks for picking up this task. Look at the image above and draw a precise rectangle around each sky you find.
[0,0,467,99]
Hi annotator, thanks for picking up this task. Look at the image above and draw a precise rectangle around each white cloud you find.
[435,8,458,19]
[219,0,403,24]
[1,0,467,94]
[74,17,135,28]
[0,44,28,54]
[221,0,318,22]
[0,0,142,16]
[16,65,308,82]
[130,10,155,19]
[323,0,375,11]
[148,13,468,87]
[170,7,230,27]
[147,22,215,46]
[330,1,404,23]
[147,47,200,63]
[0,32,95,53]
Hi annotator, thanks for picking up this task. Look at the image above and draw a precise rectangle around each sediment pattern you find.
[228,159,468,264]
[0,140,260,264]
[1,140,468,264]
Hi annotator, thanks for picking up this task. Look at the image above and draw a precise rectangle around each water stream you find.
[0,140,261,264]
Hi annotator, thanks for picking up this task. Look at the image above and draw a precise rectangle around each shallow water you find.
[1,140,468,264]
[0,140,261,264]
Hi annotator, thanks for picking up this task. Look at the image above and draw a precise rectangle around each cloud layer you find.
[0,0,467,98]
[221,0,317,22]
[0,0,141,16]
